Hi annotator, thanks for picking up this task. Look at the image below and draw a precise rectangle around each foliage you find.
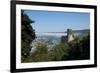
[24,33,90,62]
[62,34,90,60]
[21,10,36,62]
[25,42,50,62]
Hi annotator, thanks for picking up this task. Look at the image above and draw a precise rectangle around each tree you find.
[21,10,36,62]
[31,43,48,62]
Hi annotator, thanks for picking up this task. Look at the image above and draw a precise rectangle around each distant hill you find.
[73,29,90,39]
[73,29,90,33]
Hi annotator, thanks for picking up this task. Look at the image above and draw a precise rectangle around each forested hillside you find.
[25,34,90,62]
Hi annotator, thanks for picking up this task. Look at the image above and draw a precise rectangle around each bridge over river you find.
[35,29,90,43]
[30,29,89,54]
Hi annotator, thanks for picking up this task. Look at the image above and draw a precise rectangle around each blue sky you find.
[24,10,90,33]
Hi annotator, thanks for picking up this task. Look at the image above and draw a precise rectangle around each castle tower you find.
[67,29,75,42]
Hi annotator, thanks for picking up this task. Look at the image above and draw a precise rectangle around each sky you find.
[24,10,90,34]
